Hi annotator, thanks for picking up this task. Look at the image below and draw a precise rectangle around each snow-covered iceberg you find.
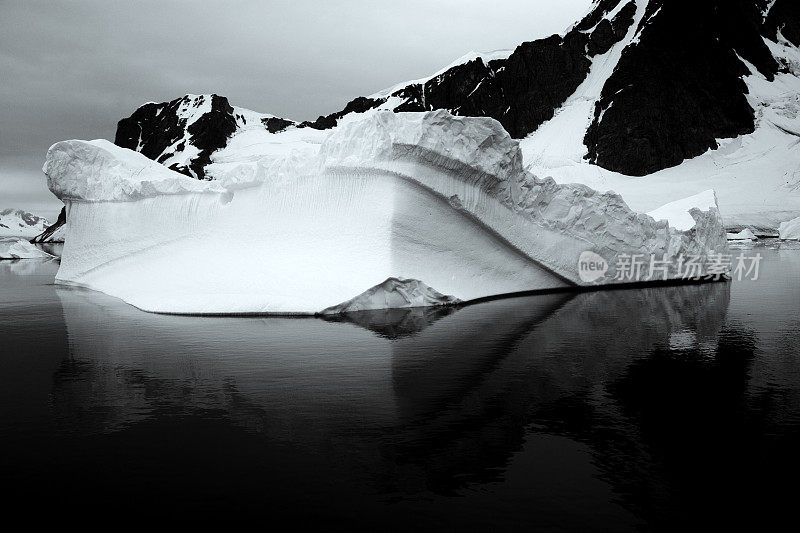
[726,228,757,241]
[46,110,728,314]
[320,277,460,315]
[0,237,54,260]
[779,216,800,240]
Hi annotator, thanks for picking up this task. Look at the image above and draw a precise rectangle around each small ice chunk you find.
[320,277,461,314]
[726,228,757,241]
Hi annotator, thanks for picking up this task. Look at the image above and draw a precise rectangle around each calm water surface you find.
[1,243,799,529]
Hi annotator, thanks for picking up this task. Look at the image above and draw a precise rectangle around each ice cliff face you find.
[47,110,728,315]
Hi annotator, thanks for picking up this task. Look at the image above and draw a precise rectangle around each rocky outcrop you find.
[584,0,799,175]
[112,1,798,182]
[114,94,239,179]
[30,206,66,243]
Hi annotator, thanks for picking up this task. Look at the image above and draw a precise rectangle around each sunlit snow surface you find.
[47,110,727,314]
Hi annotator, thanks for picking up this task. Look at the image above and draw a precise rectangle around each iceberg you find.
[321,277,460,315]
[0,237,54,260]
[726,228,757,241]
[46,110,728,314]
[779,216,800,240]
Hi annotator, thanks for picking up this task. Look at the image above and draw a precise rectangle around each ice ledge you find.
[44,139,228,202]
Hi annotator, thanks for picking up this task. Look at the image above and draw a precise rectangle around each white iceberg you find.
[45,110,728,314]
[321,277,460,315]
[726,228,757,241]
[779,216,800,240]
[0,237,55,260]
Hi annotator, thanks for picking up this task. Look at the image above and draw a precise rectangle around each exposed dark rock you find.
[31,206,66,244]
[115,94,237,179]
[585,0,786,176]
[262,116,294,133]
[298,96,384,130]
[587,1,636,56]
[113,1,797,181]
[763,0,800,47]
[303,0,637,140]
[497,32,593,138]
[574,0,625,32]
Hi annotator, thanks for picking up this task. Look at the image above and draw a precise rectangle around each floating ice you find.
[726,228,757,241]
[779,216,800,240]
[0,237,54,260]
[321,277,460,314]
[46,110,728,314]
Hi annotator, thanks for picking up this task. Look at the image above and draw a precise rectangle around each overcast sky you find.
[0,0,591,219]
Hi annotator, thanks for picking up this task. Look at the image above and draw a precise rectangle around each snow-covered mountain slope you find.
[530,36,800,231]
[47,110,727,315]
[0,208,50,238]
[105,0,799,231]
[114,94,295,180]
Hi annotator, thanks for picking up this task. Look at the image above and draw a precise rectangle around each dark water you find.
[1,243,799,530]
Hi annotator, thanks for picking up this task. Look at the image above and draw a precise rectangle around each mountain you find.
[0,208,50,239]
[82,0,800,230]
[30,206,66,243]
[114,93,294,180]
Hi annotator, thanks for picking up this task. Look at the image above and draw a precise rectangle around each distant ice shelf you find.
[45,110,728,314]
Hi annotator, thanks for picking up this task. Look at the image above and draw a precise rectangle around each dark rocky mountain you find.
[111,0,798,179]
[585,0,800,175]
[30,206,65,243]
[114,94,296,180]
